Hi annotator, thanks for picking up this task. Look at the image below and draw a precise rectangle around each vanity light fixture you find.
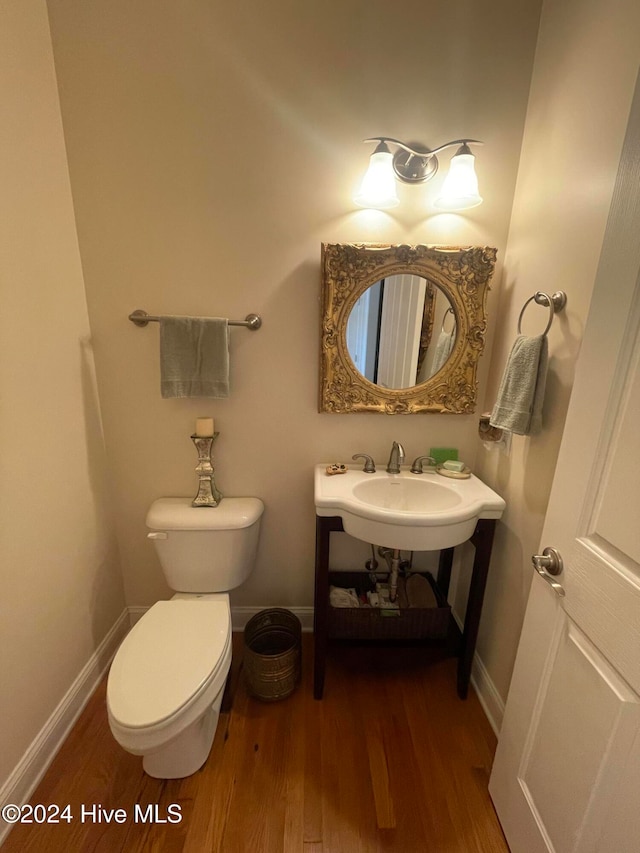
[353,137,484,211]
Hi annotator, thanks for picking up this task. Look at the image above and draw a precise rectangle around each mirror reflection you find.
[346,276,456,388]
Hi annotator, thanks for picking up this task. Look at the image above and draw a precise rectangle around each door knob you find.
[531,547,565,597]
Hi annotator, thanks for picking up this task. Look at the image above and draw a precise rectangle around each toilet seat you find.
[107,599,231,752]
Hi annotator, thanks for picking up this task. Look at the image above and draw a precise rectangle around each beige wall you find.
[0,0,125,788]
[476,0,640,701]
[46,0,542,613]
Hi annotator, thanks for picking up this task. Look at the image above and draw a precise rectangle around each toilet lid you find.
[108,600,230,729]
[146,497,264,530]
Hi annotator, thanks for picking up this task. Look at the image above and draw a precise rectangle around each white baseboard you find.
[129,604,315,632]
[231,606,314,632]
[451,606,504,737]
[0,608,130,846]
[127,605,148,627]
[470,653,505,736]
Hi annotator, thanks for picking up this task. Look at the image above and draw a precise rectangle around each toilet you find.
[106,496,264,779]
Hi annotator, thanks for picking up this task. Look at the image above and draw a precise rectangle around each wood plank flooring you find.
[3,634,508,852]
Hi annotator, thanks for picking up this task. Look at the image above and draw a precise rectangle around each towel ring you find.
[517,291,567,336]
[441,306,456,334]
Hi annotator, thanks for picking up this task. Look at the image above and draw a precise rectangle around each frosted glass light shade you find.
[434,152,482,210]
[353,151,399,209]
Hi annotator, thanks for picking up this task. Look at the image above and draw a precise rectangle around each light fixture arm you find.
[363,137,432,158]
[363,137,482,157]
[362,136,483,184]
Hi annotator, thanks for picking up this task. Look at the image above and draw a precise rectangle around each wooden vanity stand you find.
[313,515,497,700]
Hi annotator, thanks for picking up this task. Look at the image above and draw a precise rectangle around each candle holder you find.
[191,433,222,507]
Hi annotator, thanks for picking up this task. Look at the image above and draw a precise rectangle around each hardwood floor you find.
[3,635,508,852]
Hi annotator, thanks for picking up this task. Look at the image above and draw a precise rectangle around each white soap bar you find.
[443,459,465,472]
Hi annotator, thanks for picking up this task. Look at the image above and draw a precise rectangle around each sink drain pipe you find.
[367,546,414,602]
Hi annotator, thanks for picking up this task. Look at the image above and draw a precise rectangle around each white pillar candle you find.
[195,417,214,436]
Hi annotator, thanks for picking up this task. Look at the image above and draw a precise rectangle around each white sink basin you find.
[352,477,463,513]
[315,464,505,551]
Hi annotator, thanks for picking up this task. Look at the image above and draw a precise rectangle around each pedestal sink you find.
[314,464,505,551]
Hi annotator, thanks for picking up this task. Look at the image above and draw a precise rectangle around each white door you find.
[489,76,640,852]
[376,274,426,388]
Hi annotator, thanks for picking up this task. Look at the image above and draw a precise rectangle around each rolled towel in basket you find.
[329,586,360,608]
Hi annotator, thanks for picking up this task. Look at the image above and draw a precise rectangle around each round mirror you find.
[321,244,496,413]
[346,275,456,389]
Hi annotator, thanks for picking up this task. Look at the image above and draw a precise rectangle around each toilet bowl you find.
[106,495,264,778]
[107,595,232,778]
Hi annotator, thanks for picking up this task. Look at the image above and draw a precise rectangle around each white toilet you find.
[106,496,264,779]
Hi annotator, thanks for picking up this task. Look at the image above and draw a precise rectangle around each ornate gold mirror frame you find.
[319,243,497,413]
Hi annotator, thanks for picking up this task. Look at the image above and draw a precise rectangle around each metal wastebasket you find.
[243,608,301,701]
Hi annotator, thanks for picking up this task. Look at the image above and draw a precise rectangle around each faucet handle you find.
[352,453,376,473]
[410,455,436,474]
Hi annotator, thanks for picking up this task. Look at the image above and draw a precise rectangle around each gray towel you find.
[160,317,229,398]
[489,334,548,435]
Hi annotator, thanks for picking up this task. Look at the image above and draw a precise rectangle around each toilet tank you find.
[146,497,264,593]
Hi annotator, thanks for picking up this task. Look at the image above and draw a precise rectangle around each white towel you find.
[430,329,456,375]
[489,334,548,435]
[160,317,229,398]
[329,586,360,608]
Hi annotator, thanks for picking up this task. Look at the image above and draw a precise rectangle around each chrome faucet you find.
[386,441,405,474]
[411,455,436,474]
[352,453,376,473]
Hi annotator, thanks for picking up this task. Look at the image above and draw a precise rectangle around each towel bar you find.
[517,291,566,336]
[128,310,262,330]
